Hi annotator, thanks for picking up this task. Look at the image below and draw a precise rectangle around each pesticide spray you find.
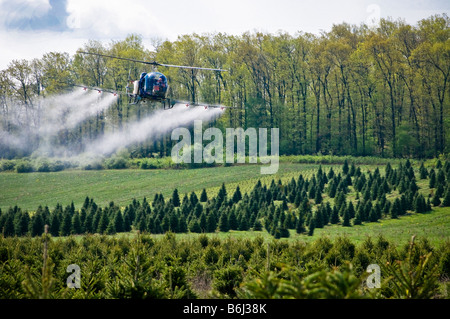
[0,88,225,166]
[85,103,224,156]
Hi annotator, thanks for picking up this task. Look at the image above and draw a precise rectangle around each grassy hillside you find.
[0,162,343,211]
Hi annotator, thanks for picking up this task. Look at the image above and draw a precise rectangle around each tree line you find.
[0,14,448,159]
[1,159,449,238]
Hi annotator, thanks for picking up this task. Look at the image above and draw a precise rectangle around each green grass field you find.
[1,161,449,246]
[0,162,341,211]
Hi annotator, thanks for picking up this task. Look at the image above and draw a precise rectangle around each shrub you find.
[0,159,15,171]
[212,265,243,298]
[15,160,34,173]
[105,157,128,169]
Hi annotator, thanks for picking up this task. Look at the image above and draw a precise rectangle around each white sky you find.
[0,0,448,70]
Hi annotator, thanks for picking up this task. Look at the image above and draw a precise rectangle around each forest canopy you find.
[0,14,448,159]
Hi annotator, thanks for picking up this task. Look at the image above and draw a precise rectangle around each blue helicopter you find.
[78,51,227,110]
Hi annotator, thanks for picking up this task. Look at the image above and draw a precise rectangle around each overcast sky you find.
[0,0,448,70]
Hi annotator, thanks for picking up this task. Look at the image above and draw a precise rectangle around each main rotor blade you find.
[158,63,228,72]
[79,51,227,72]
[78,51,158,66]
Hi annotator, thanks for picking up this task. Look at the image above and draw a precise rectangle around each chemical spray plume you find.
[84,103,224,156]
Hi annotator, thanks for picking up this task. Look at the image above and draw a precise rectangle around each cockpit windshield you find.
[143,72,168,97]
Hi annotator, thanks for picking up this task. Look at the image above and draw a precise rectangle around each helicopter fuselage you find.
[129,71,173,108]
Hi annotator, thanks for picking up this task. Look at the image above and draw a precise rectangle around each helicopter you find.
[78,51,228,110]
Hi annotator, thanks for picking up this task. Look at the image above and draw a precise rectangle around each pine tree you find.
[327,179,337,198]
[327,167,335,179]
[200,188,208,202]
[334,191,346,212]
[419,162,428,179]
[60,212,72,236]
[199,213,207,232]
[308,218,315,236]
[353,210,362,225]
[330,206,340,224]
[179,215,188,233]
[232,185,242,203]
[3,214,14,237]
[106,219,116,235]
[253,219,263,231]
[218,213,229,232]
[217,183,227,206]
[188,219,202,233]
[342,208,351,227]
[429,169,436,188]
[442,187,450,206]
[14,211,29,236]
[49,213,60,236]
[342,159,349,175]
[431,191,441,207]
[30,213,44,237]
[314,188,323,204]
[172,188,181,207]
[97,211,109,234]
[114,211,124,233]
[71,212,82,234]
[437,169,446,186]
[390,198,399,218]
[228,210,238,230]
[239,214,249,231]
[296,214,305,233]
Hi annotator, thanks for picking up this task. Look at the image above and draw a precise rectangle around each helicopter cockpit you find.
[139,72,168,98]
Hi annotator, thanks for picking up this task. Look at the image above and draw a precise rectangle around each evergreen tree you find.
[342,208,351,227]
[295,214,305,233]
[206,214,216,232]
[199,213,207,232]
[442,187,450,206]
[172,188,181,207]
[179,215,188,233]
[188,219,202,233]
[431,191,441,207]
[437,169,446,186]
[327,180,337,198]
[419,162,428,179]
[123,211,131,232]
[60,212,72,236]
[353,210,362,225]
[3,214,14,237]
[239,214,249,231]
[114,211,124,233]
[314,188,323,204]
[308,217,315,236]
[200,188,208,202]
[334,191,346,212]
[218,212,229,232]
[14,211,29,236]
[30,213,44,237]
[436,184,445,198]
[330,206,340,224]
[327,167,335,179]
[217,183,227,206]
[253,219,263,231]
[390,198,400,218]
[106,219,116,235]
[232,185,242,203]
[228,210,238,230]
[97,211,109,234]
[342,159,349,175]
[429,169,436,188]
[49,213,60,236]
[71,212,82,234]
